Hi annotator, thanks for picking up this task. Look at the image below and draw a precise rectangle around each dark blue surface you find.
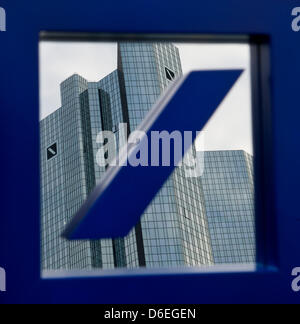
[64,70,243,240]
[0,0,299,303]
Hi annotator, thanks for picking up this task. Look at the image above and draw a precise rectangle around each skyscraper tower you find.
[40,43,255,270]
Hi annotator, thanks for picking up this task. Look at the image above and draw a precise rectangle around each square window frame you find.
[0,0,298,304]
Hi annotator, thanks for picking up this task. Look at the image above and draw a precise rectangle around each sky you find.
[39,42,253,154]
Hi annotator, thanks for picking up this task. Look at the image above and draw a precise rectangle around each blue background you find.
[0,0,299,303]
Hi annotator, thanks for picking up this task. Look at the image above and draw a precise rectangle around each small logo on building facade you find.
[292,7,300,32]
[0,267,6,292]
[165,67,175,81]
[47,143,58,160]
[0,7,6,32]
[292,267,300,292]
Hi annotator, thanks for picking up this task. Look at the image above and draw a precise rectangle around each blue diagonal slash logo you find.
[63,70,243,240]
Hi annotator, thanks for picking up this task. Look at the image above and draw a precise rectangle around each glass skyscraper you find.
[40,42,255,271]
[201,151,255,263]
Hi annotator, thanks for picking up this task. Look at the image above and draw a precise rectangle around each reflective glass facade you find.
[201,151,256,263]
[40,42,255,270]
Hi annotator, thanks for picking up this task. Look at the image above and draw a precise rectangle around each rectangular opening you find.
[39,34,270,277]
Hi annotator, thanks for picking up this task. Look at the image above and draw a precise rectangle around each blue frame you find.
[0,0,299,303]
